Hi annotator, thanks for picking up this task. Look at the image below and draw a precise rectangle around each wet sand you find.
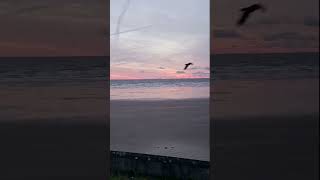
[211,78,319,180]
[111,98,210,161]
[0,82,109,179]
[212,78,319,118]
[0,77,318,179]
[0,83,108,122]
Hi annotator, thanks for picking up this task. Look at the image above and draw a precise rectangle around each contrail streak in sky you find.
[115,0,131,38]
[110,25,152,36]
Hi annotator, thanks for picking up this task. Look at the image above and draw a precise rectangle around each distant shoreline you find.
[110,97,209,102]
[110,77,210,81]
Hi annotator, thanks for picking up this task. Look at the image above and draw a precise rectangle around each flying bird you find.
[184,63,193,70]
[237,3,266,26]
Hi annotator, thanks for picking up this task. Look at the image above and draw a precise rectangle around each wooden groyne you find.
[111,151,209,179]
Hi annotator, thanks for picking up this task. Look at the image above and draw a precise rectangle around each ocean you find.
[212,52,319,80]
[1,53,318,161]
[0,56,108,86]
[0,56,108,121]
[111,78,209,100]
[111,52,318,100]
[0,52,318,100]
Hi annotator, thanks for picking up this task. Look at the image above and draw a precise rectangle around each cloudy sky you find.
[0,0,108,57]
[1,0,318,61]
[110,0,210,79]
[211,0,319,54]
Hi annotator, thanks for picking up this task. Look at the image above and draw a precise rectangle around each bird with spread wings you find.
[237,3,266,26]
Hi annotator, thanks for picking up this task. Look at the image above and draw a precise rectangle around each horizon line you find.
[110,77,210,81]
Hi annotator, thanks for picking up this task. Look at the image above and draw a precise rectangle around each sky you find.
[0,0,318,57]
[211,0,319,54]
[110,0,210,80]
[0,0,108,57]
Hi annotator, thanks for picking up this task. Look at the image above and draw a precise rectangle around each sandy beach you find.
[0,82,108,122]
[211,78,319,180]
[111,98,210,161]
[212,78,319,118]
[0,56,318,179]
[0,81,109,179]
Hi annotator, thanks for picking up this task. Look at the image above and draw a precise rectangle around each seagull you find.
[237,3,266,26]
[184,63,193,70]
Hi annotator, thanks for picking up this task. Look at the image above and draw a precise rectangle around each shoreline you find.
[211,78,319,118]
[110,97,209,102]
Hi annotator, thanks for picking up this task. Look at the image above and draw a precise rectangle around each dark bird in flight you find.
[237,3,266,26]
[184,63,193,70]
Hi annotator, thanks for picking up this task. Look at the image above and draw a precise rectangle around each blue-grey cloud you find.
[190,66,210,70]
[192,71,209,77]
